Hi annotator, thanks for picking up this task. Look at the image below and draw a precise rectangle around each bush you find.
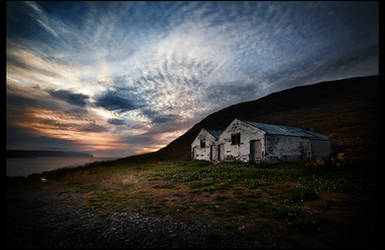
[305,153,351,171]
[327,153,352,169]
[305,158,326,171]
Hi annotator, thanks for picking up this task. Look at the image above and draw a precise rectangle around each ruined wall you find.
[217,119,265,162]
[191,129,217,161]
[264,135,312,163]
[311,139,331,158]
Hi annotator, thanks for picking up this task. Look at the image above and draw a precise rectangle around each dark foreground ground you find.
[7,190,294,249]
[7,158,381,249]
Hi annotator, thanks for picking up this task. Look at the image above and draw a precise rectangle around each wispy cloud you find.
[6,1,378,157]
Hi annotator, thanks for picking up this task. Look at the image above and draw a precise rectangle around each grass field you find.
[9,156,379,249]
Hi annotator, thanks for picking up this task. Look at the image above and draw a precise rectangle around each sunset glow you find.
[6,2,378,157]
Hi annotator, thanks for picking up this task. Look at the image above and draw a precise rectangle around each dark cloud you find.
[94,88,145,113]
[7,91,60,110]
[48,89,89,106]
[140,109,182,124]
[152,114,181,124]
[108,118,125,125]
[121,133,156,146]
[6,122,77,151]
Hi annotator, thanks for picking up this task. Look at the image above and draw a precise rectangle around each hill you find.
[123,76,379,162]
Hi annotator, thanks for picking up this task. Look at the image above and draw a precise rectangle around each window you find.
[200,139,206,148]
[231,133,240,145]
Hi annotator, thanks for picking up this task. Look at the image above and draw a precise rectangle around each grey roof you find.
[207,130,223,139]
[301,130,329,140]
[245,121,329,140]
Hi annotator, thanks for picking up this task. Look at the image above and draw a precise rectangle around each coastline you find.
[7,157,116,178]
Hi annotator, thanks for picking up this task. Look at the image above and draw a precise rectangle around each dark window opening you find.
[231,133,241,145]
[200,139,206,148]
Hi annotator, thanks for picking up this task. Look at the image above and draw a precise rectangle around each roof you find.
[245,121,328,140]
[301,130,329,140]
[207,130,223,139]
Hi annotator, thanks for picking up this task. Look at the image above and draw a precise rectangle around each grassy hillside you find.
[126,76,379,161]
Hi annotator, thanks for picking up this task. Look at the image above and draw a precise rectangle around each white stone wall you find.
[217,119,265,162]
[191,119,329,164]
[191,129,217,161]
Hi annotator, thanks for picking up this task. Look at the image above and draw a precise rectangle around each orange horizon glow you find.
[8,105,184,157]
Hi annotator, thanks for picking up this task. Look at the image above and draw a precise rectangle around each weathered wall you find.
[264,135,312,163]
[217,119,265,162]
[311,139,331,158]
[191,129,217,161]
[192,119,329,163]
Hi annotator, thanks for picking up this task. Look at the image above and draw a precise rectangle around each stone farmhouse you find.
[191,118,331,163]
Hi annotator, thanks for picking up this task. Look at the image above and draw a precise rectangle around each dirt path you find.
[7,190,296,249]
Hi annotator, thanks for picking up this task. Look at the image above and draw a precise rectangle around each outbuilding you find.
[191,118,331,163]
[191,128,223,161]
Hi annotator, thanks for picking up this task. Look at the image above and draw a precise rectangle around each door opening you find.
[250,140,262,163]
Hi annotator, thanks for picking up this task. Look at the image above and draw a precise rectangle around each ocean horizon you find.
[6,156,116,177]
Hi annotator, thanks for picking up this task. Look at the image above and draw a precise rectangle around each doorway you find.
[191,147,195,160]
[250,140,262,163]
[217,144,224,161]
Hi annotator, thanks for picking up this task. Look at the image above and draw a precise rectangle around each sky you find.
[6,1,378,158]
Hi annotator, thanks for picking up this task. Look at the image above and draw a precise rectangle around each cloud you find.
[78,123,108,133]
[108,118,125,125]
[139,109,181,124]
[7,91,55,109]
[151,114,181,124]
[6,1,378,157]
[6,122,78,151]
[7,51,63,79]
[94,88,145,113]
[49,89,89,106]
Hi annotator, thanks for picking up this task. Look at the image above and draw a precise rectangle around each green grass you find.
[243,179,268,189]
[188,178,216,188]
[152,183,176,189]
[146,159,376,196]
[214,195,229,201]
[11,157,377,240]
[281,185,319,204]
[273,205,317,230]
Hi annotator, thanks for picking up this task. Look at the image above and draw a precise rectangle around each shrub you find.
[327,153,352,169]
[305,158,326,171]
[305,153,351,171]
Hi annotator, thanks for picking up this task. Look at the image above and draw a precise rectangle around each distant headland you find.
[7,150,93,158]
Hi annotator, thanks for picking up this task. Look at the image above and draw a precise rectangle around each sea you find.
[6,157,116,177]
